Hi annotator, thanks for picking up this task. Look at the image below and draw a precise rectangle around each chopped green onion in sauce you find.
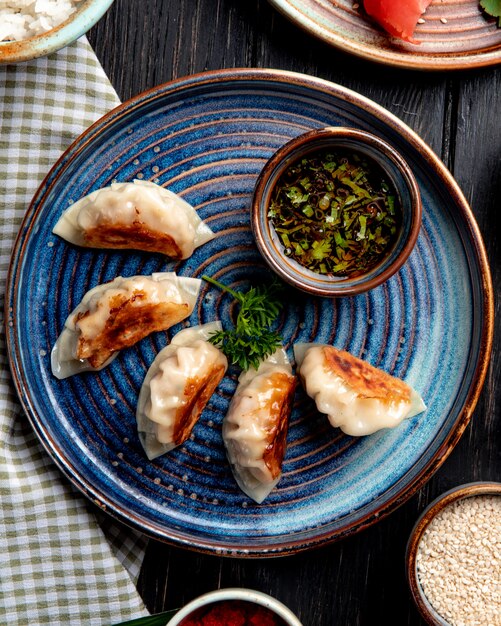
[268,149,401,278]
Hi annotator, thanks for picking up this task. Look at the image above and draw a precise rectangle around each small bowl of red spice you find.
[251,126,422,297]
[167,588,302,626]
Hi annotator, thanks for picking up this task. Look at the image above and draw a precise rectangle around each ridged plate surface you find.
[6,69,493,555]
[268,0,501,69]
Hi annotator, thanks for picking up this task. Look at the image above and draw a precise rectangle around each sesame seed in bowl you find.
[406,482,501,626]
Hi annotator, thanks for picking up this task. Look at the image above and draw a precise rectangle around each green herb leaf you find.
[480,0,501,19]
[202,275,284,370]
[311,238,332,260]
[357,214,368,240]
[285,186,309,206]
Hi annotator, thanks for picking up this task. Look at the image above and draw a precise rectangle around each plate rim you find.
[267,0,501,70]
[5,68,494,556]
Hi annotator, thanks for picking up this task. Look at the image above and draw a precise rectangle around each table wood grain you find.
[87,2,501,624]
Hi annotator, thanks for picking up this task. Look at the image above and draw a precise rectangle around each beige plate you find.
[268,0,501,70]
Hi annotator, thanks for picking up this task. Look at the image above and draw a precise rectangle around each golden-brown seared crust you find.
[262,372,297,480]
[323,346,411,404]
[76,292,189,368]
[171,363,227,446]
[84,222,184,258]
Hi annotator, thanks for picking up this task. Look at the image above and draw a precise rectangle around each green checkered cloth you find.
[0,37,149,625]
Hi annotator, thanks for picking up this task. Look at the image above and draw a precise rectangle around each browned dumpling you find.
[223,348,296,503]
[294,344,426,436]
[136,322,228,460]
[51,273,201,378]
[52,180,214,259]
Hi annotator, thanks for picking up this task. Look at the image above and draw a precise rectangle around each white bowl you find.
[167,588,303,626]
[0,0,114,64]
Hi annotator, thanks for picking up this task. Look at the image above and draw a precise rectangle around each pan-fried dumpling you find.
[51,272,201,379]
[223,348,296,504]
[136,322,228,460]
[294,343,426,436]
[52,180,214,259]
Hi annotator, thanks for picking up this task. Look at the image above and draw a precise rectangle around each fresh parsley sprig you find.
[480,0,501,25]
[202,275,284,371]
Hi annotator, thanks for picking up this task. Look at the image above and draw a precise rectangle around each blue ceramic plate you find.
[6,69,493,556]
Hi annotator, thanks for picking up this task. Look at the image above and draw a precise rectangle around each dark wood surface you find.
[87,2,501,624]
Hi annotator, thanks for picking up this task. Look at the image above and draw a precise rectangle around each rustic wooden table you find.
[88,2,501,624]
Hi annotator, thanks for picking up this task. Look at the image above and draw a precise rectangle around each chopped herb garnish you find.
[202,275,284,371]
[268,149,401,277]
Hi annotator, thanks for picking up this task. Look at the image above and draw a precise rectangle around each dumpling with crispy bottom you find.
[51,272,201,379]
[295,343,426,436]
[223,348,296,504]
[136,322,228,460]
[52,180,214,259]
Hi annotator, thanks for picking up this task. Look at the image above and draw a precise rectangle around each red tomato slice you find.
[364,0,433,42]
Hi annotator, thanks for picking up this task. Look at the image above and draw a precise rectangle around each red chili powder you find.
[178,599,287,626]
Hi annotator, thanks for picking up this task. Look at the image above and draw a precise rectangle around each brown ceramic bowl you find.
[406,482,501,625]
[251,126,422,297]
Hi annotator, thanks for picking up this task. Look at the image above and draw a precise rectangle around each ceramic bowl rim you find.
[0,0,115,64]
[166,587,303,626]
[406,481,501,625]
[251,126,422,297]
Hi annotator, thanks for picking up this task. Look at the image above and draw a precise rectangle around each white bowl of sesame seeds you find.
[406,482,501,626]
